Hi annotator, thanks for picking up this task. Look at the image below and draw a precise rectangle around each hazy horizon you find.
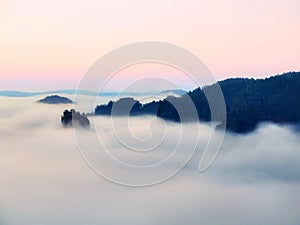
[1,70,299,93]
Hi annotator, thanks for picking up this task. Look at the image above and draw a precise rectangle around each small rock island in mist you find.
[61,109,90,128]
[38,95,73,104]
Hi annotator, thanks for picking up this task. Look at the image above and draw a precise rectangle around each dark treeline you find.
[95,97,159,116]
[94,72,300,133]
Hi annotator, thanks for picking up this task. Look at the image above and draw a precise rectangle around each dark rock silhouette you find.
[95,97,158,116]
[61,109,90,128]
[94,72,300,133]
[159,71,300,132]
[38,95,73,104]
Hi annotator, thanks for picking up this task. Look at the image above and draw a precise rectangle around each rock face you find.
[61,109,90,128]
[38,95,73,104]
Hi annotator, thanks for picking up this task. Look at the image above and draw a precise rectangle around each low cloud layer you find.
[0,96,299,225]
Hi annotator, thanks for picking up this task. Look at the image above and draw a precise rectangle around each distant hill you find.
[0,90,103,97]
[158,89,187,96]
[94,72,300,133]
[0,89,186,97]
[38,95,73,104]
[0,91,38,97]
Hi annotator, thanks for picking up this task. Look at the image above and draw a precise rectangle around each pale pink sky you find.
[0,0,299,91]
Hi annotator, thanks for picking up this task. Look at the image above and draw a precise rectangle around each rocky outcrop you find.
[38,95,73,104]
[61,109,90,128]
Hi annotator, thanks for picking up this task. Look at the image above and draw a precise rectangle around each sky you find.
[0,0,299,91]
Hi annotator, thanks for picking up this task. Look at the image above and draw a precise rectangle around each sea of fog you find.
[0,95,300,225]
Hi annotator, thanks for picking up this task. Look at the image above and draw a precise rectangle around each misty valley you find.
[0,72,300,225]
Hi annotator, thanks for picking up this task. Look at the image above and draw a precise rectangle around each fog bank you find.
[0,96,299,225]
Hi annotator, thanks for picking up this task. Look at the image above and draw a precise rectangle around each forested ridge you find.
[95,72,300,133]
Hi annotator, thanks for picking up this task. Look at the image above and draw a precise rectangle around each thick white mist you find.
[0,96,299,225]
